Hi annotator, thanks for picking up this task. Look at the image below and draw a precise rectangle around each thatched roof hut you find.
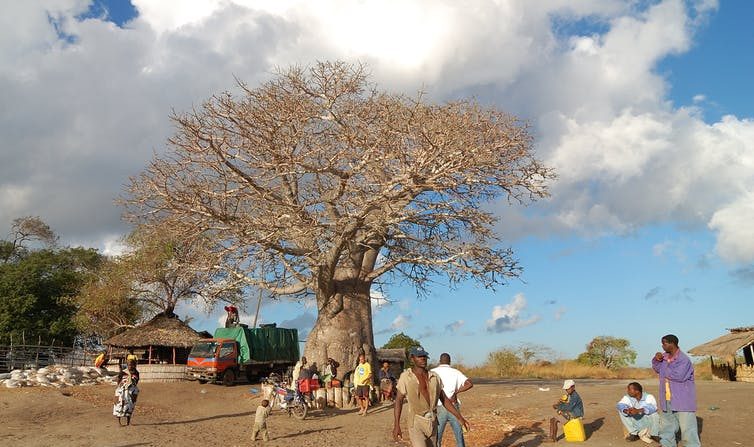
[377,348,407,364]
[689,326,754,382]
[105,312,203,365]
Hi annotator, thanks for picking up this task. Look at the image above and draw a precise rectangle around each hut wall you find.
[711,362,735,381]
[138,364,188,382]
[736,364,754,383]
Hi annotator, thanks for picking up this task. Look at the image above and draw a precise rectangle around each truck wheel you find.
[197,379,208,384]
[222,369,236,386]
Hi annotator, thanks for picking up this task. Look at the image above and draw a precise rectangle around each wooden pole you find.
[148,346,152,364]
[253,288,264,328]
[172,347,176,365]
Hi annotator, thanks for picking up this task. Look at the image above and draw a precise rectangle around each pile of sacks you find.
[0,365,119,388]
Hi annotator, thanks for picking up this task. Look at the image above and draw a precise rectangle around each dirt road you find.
[1,378,751,446]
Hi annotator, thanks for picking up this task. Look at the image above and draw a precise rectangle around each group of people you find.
[541,334,700,446]
[250,333,701,446]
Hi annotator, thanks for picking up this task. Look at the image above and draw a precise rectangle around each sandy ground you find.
[0,378,751,447]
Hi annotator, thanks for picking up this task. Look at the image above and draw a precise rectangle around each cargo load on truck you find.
[213,326,299,365]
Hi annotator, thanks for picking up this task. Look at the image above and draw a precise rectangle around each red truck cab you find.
[186,338,239,385]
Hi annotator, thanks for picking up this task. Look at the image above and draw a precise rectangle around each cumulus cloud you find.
[486,293,540,332]
[4,0,754,268]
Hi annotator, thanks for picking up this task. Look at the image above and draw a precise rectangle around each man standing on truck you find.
[224,305,240,328]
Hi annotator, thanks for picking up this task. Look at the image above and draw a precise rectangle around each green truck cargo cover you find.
[213,327,299,364]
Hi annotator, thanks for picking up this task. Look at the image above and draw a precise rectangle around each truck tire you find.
[222,369,236,386]
[197,379,208,384]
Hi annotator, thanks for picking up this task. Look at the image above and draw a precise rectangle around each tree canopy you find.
[74,223,241,337]
[576,336,637,369]
[381,332,422,351]
[0,217,101,345]
[124,61,553,372]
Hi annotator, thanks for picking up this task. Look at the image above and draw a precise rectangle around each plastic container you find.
[563,418,586,442]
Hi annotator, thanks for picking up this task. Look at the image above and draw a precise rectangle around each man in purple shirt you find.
[651,334,701,447]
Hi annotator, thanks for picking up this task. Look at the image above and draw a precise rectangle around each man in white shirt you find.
[290,356,307,390]
[616,382,660,444]
[431,353,473,447]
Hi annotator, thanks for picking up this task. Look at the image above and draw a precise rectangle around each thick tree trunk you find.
[304,276,375,382]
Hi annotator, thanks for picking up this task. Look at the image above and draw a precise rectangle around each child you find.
[251,399,271,441]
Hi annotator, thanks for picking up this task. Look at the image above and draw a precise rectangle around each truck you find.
[186,325,299,385]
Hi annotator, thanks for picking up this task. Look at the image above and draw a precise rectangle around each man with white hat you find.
[545,379,584,442]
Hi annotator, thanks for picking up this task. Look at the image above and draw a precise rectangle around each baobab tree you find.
[125,61,552,375]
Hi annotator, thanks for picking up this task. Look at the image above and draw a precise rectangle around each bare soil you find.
[0,378,750,446]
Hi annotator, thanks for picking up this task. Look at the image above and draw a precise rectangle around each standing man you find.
[652,334,701,447]
[616,382,659,443]
[379,361,397,402]
[291,356,307,390]
[431,353,473,447]
[393,347,470,447]
[354,353,372,416]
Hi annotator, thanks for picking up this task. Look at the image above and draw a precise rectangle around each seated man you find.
[545,379,584,443]
[616,382,659,443]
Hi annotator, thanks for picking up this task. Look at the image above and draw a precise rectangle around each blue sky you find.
[2,1,753,367]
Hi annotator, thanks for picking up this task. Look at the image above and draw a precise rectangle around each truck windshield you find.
[189,342,218,358]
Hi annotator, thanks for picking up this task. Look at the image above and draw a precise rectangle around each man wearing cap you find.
[652,334,700,447]
[545,379,584,442]
[224,305,239,328]
[431,353,473,447]
[393,347,470,447]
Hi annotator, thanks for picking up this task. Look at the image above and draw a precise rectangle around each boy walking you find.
[252,399,271,441]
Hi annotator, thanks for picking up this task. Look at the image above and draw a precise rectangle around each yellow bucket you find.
[563,418,586,442]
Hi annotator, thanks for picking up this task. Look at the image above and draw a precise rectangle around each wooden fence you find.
[0,344,95,372]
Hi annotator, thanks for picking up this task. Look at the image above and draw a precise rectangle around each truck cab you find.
[186,338,239,385]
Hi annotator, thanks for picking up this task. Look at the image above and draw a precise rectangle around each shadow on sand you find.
[136,411,253,426]
[272,426,343,440]
[485,416,605,447]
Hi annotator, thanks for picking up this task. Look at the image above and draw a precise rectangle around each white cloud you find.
[4,0,754,267]
[554,307,567,321]
[370,288,392,311]
[709,192,754,263]
[391,314,411,330]
[653,240,672,257]
[486,293,540,332]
